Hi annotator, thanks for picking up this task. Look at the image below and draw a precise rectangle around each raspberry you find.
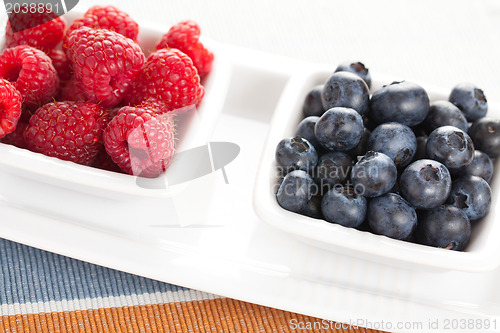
[65,5,139,41]
[63,27,145,108]
[0,45,58,109]
[24,101,107,165]
[123,49,204,111]
[0,121,28,149]
[92,148,124,173]
[58,76,88,102]
[0,79,22,138]
[5,9,66,53]
[48,49,72,82]
[156,20,214,78]
[104,106,175,178]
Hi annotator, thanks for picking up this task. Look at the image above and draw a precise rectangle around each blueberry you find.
[275,136,318,174]
[321,184,367,228]
[400,159,452,210]
[351,151,397,198]
[424,100,468,133]
[295,116,321,151]
[321,72,370,116]
[301,194,324,219]
[369,81,430,126]
[447,175,491,221]
[276,170,316,213]
[367,193,417,240]
[334,61,371,88]
[346,128,371,159]
[314,151,353,189]
[314,107,364,151]
[413,135,428,161]
[426,126,474,171]
[463,150,494,183]
[302,85,325,117]
[367,122,417,168]
[468,117,500,158]
[449,82,487,121]
[416,205,471,251]
[363,115,378,132]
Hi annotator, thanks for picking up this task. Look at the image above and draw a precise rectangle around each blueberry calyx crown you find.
[351,62,368,75]
[383,80,405,88]
[447,131,466,151]
[420,165,440,182]
[454,193,469,209]
[474,88,487,104]
[290,136,310,153]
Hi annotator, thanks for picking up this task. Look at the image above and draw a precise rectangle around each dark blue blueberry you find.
[449,82,487,121]
[463,150,494,183]
[413,135,428,161]
[416,205,471,251]
[400,159,452,210]
[314,107,364,151]
[367,122,417,168]
[367,193,417,240]
[295,116,321,151]
[314,151,353,189]
[363,115,378,132]
[426,126,474,171]
[369,81,430,126]
[275,136,318,174]
[301,194,324,219]
[276,170,316,213]
[424,100,468,133]
[447,175,491,221]
[469,117,500,158]
[302,85,325,117]
[321,184,367,228]
[321,72,370,116]
[334,61,371,88]
[411,123,427,138]
[347,128,371,159]
[351,151,397,198]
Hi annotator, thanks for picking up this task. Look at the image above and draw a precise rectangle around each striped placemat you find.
[0,238,384,332]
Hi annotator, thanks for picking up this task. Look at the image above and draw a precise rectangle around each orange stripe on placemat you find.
[0,298,387,333]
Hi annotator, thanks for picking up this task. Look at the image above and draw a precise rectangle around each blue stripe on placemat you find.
[0,238,188,305]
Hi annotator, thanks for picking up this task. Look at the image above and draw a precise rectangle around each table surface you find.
[2,0,500,332]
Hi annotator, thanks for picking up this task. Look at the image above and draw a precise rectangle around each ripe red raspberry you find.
[65,5,139,41]
[0,79,22,139]
[48,49,72,82]
[156,20,214,78]
[24,101,107,165]
[58,76,88,102]
[0,121,28,149]
[63,26,145,108]
[0,45,58,110]
[5,9,66,53]
[123,49,204,111]
[104,106,175,178]
[92,148,124,173]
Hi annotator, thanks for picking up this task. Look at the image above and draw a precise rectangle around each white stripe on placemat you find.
[0,289,223,316]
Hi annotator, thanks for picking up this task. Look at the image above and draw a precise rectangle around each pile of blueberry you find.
[275,61,500,251]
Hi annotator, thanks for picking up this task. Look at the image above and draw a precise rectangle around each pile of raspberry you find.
[0,5,214,178]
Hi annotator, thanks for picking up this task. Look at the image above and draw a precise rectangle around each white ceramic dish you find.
[1,9,500,332]
[254,67,500,272]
